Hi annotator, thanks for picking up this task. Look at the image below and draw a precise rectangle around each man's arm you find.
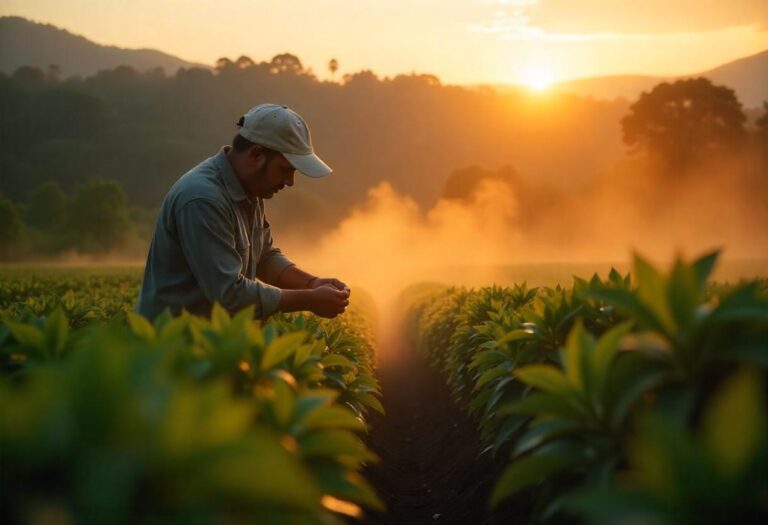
[275,264,317,289]
[278,286,349,318]
[255,220,296,286]
[176,199,282,318]
[276,265,352,295]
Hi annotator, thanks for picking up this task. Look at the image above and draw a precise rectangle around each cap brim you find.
[283,152,332,178]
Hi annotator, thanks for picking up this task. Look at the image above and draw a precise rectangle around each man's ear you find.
[248,145,268,170]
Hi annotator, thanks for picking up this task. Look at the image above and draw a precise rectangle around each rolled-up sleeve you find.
[256,219,295,285]
[176,199,282,318]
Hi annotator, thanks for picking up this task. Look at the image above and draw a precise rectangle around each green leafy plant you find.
[1,276,383,524]
[409,251,768,523]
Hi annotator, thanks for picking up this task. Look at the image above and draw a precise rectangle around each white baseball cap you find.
[237,103,332,178]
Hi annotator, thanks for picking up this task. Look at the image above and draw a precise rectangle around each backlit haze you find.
[2,0,766,86]
[1,0,767,306]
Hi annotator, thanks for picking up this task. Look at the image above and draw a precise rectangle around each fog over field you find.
[281,148,768,301]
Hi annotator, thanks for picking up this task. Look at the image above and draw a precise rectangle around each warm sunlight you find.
[523,67,554,91]
[0,1,767,522]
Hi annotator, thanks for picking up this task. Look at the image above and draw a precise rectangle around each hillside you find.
[0,16,207,77]
[548,50,768,107]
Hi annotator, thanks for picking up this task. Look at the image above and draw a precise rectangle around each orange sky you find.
[2,0,767,85]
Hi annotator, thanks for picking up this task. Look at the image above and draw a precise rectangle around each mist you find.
[280,148,768,306]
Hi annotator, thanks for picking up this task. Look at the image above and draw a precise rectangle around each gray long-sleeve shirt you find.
[136,146,295,320]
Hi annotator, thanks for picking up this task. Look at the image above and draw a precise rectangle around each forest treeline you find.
[1,53,766,260]
[0,54,630,210]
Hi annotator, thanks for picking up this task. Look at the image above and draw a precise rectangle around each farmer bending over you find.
[136,103,349,320]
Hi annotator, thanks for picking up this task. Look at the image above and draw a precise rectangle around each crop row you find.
[409,252,768,524]
[1,278,383,524]
[0,268,143,326]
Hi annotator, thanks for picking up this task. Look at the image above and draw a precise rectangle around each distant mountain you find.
[549,50,768,108]
[0,16,208,77]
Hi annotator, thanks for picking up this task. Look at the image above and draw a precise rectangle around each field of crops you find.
[0,269,383,524]
[408,252,768,523]
[2,253,767,524]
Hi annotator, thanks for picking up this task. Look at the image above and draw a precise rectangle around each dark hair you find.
[231,133,280,157]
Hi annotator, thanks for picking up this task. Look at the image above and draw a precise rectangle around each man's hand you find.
[308,277,350,294]
[308,285,350,318]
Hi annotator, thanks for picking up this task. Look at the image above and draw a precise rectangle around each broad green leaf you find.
[587,288,665,334]
[348,374,380,393]
[291,391,338,427]
[201,429,323,511]
[469,349,509,371]
[703,368,766,476]
[491,452,580,506]
[591,322,632,396]
[474,367,509,391]
[633,254,675,334]
[355,392,385,414]
[316,467,385,511]
[564,321,591,392]
[210,302,231,330]
[127,312,156,340]
[4,321,44,349]
[492,415,528,452]
[499,392,587,420]
[513,418,581,457]
[43,308,69,357]
[709,283,768,322]
[269,379,296,427]
[516,365,570,396]
[727,344,768,366]
[667,259,699,334]
[322,354,358,372]
[232,306,255,327]
[497,329,534,346]
[294,339,319,367]
[299,430,376,463]
[691,250,719,289]
[628,415,698,499]
[565,487,667,525]
[607,354,666,428]
[262,332,308,370]
[303,406,366,432]
[153,308,173,331]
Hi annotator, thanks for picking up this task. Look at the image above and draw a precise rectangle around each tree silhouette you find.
[756,102,768,135]
[328,58,339,79]
[269,53,303,74]
[0,194,24,260]
[47,64,62,83]
[215,57,234,72]
[26,181,67,231]
[235,55,255,69]
[12,66,46,87]
[755,101,768,161]
[621,77,746,169]
[68,179,130,252]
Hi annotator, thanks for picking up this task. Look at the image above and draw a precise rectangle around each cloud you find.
[469,0,768,41]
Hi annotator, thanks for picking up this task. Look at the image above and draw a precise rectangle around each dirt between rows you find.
[360,333,525,525]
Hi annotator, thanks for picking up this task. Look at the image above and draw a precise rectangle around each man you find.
[136,103,350,320]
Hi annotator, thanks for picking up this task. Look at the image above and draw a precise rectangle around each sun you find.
[522,68,554,91]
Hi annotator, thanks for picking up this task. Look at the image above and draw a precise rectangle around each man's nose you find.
[286,172,295,187]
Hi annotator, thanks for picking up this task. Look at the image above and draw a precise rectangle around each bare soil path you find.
[361,326,519,525]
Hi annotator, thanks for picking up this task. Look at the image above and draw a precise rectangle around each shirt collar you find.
[214,146,250,203]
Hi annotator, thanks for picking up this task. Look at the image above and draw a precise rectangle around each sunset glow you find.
[523,67,555,91]
[0,0,765,86]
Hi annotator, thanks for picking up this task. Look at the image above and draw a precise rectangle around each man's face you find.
[249,149,296,199]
